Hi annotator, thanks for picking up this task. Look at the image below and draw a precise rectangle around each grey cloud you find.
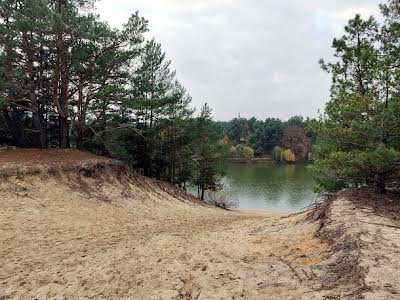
[96,0,382,120]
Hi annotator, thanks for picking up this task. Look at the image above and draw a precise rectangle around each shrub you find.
[282,149,296,162]
[273,146,284,161]
[273,147,295,162]
[205,187,239,209]
[243,146,254,159]
[230,144,254,160]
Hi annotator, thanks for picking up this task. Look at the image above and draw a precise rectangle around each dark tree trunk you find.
[53,0,70,149]
[22,31,46,148]
[143,145,152,177]
[170,162,174,185]
[52,38,70,148]
[59,57,70,148]
[99,99,110,155]
[59,117,70,148]
[3,108,25,147]
[76,83,84,149]
[148,111,153,178]
[376,174,386,194]
[77,82,91,150]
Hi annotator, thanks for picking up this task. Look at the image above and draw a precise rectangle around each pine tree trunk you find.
[22,31,46,148]
[55,0,70,149]
[147,110,153,178]
[76,83,84,149]
[59,56,70,148]
[59,116,70,148]
[100,101,108,155]
[201,187,205,200]
[376,174,386,194]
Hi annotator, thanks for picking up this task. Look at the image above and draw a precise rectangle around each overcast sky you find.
[96,0,382,121]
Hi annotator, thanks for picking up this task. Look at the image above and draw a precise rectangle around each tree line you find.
[0,0,227,199]
[313,0,400,194]
[217,116,316,158]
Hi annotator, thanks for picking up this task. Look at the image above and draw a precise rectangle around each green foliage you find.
[315,5,400,194]
[286,116,306,128]
[273,146,296,162]
[219,116,315,157]
[249,118,284,154]
[191,103,229,200]
[227,118,251,144]
[273,146,284,161]
[0,0,227,195]
[0,97,8,110]
[313,177,346,194]
[230,144,255,160]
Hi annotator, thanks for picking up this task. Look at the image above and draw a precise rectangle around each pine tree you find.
[127,38,176,177]
[314,10,400,194]
[192,103,228,200]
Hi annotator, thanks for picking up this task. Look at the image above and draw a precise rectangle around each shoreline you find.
[225,158,313,164]
[234,209,290,217]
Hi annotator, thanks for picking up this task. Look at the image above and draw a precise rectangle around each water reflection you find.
[223,163,315,212]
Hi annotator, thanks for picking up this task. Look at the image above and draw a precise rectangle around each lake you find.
[223,163,316,212]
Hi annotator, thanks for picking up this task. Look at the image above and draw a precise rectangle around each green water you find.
[223,163,316,212]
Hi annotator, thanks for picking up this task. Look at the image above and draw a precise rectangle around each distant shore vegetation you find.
[217,116,316,163]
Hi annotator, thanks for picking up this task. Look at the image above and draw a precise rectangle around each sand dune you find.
[0,150,399,299]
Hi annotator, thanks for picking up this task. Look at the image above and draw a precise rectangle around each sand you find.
[0,149,399,299]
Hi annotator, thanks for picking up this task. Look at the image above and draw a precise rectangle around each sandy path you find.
[0,172,334,300]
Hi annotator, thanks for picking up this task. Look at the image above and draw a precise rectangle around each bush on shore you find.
[205,188,239,209]
[273,146,296,162]
[229,144,255,160]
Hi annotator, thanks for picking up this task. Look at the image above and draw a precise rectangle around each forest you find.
[218,115,316,162]
[0,0,317,200]
[1,0,400,197]
[0,0,228,199]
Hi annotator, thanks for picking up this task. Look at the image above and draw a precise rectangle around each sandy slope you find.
[316,190,400,300]
[0,150,399,299]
